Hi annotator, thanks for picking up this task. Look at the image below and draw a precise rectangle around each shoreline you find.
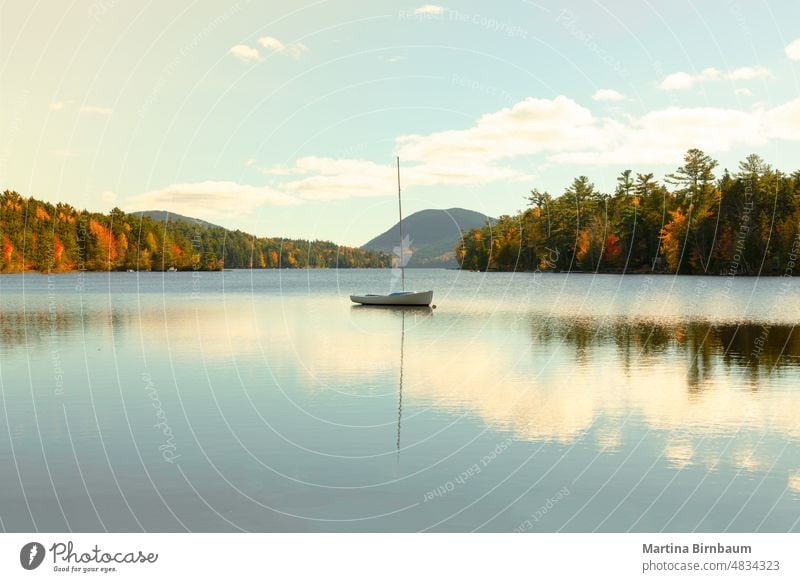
[1,267,794,277]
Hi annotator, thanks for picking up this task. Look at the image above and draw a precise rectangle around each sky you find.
[1,0,799,246]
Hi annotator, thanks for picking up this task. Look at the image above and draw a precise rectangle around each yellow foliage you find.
[117,232,129,254]
[660,207,687,272]
[89,219,118,262]
[575,229,591,263]
[145,232,158,253]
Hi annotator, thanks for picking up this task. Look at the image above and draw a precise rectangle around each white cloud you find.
[553,106,765,165]
[230,44,261,63]
[247,158,302,176]
[592,89,626,102]
[276,156,524,200]
[786,38,800,61]
[128,181,299,219]
[258,36,309,59]
[260,165,296,176]
[727,66,773,81]
[258,36,286,52]
[658,72,695,91]
[764,98,800,141]
[284,158,396,200]
[735,88,753,97]
[658,68,720,90]
[79,105,112,114]
[50,101,64,111]
[396,96,617,165]
[414,4,445,14]
[658,66,772,90]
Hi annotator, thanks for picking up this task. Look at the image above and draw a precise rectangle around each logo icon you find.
[20,542,46,570]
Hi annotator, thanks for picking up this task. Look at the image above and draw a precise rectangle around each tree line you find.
[457,149,800,275]
[0,190,390,272]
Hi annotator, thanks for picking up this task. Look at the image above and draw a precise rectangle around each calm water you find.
[1,269,800,532]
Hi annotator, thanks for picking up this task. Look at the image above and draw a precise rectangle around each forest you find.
[457,149,800,276]
[0,190,390,272]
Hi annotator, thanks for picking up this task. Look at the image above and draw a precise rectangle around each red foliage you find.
[604,233,622,262]
[2,235,12,264]
[53,234,64,264]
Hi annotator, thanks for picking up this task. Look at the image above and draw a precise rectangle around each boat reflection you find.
[350,304,434,316]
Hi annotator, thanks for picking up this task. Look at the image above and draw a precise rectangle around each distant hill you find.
[362,208,494,268]
[135,210,222,230]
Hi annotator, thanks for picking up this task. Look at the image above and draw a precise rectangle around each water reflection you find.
[2,271,800,532]
[532,317,800,382]
[5,299,798,379]
[350,306,435,454]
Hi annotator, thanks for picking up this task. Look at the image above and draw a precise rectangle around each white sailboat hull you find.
[350,290,433,306]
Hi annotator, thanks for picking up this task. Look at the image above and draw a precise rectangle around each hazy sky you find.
[2,0,799,245]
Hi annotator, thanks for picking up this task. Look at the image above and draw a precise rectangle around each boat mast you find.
[396,156,405,292]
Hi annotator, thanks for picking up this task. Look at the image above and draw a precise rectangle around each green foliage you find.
[458,150,800,275]
[0,191,390,272]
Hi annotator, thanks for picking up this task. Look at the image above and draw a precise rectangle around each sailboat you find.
[350,157,434,306]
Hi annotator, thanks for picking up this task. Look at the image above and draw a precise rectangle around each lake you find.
[1,269,799,532]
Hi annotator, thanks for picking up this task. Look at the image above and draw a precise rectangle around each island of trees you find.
[457,150,800,276]
[0,191,390,272]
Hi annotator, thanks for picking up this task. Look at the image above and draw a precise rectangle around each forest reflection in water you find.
[4,299,798,382]
[532,316,800,387]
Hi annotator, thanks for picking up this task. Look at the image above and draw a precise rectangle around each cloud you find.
[658,66,772,90]
[79,105,112,114]
[274,156,525,200]
[735,88,753,97]
[247,158,302,176]
[592,89,626,102]
[552,105,765,165]
[258,36,309,59]
[50,101,65,111]
[658,68,720,90]
[726,66,773,81]
[786,38,800,61]
[258,36,286,51]
[414,4,445,14]
[396,96,616,165]
[283,158,396,200]
[230,44,261,63]
[128,181,299,219]
[764,98,800,141]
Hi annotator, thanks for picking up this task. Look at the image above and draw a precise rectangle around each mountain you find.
[362,208,494,268]
[135,210,222,230]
